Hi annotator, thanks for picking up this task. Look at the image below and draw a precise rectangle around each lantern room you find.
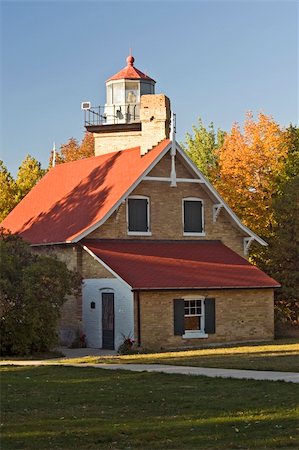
[104,55,156,124]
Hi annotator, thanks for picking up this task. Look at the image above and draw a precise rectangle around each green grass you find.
[1,365,299,449]
[58,339,299,372]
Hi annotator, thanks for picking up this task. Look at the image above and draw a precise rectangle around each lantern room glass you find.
[125,81,140,104]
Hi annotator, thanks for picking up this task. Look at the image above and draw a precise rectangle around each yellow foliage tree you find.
[215,113,287,237]
[51,132,95,165]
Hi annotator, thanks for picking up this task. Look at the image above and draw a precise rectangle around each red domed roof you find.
[107,55,155,82]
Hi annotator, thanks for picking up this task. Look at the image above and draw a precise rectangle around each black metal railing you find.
[84,104,140,126]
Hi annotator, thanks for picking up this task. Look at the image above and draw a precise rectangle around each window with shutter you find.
[183,198,204,235]
[176,296,214,339]
[127,196,150,234]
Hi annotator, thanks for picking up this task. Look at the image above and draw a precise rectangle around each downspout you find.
[136,291,141,347]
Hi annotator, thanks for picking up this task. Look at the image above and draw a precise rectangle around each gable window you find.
[183,198,204,235]
[127,196,151,235]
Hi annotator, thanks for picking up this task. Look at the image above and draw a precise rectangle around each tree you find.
[259,125,298,321]
[52,132,95,165]
[15,154,45,202]
[0,161,17,222]
[215,113,287,238]
[0,230,81,355]
[182,119,225,179]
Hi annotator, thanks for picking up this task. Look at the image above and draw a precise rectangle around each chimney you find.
[139,94,171,155]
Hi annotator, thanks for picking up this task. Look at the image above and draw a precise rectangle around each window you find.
[127,196,150,234]
[183,198,204,235]
[173,297,215,338]
[184,299,205,333]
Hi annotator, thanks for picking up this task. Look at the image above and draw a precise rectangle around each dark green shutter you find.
[184,201,203,233]
[128,198,148,232]
[204,298,216,334]
[173,299,185,335]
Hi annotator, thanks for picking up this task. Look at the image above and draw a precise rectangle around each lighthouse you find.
[83,55,171,156]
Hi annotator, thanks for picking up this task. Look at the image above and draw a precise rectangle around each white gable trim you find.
[73,142,172,242]
[82,245,132,291]
[175,143,268,247]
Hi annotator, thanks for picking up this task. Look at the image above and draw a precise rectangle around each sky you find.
[1,0,298,176]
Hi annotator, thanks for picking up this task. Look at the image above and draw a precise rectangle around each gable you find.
[148,151,196,179]
[1,138,266,249]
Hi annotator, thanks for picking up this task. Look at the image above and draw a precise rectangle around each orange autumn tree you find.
[50,132,95,165]
[215,113,287,238]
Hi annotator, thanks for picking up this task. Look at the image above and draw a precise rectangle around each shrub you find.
[0,229,81,356]
[118,336,135,355]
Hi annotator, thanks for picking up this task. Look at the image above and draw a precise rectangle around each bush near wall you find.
[0,229,81,356]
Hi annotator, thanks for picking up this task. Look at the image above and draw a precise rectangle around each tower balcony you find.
[84,104,141,132]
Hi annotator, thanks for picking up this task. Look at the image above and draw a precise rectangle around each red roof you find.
[107,55,155,82]
[83,240,280,290]
[1,140,170,244]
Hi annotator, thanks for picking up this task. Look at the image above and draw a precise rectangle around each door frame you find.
[101,291,115,350]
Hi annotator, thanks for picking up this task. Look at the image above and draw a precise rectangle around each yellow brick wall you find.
[88,177,245,256]
[81,248,114,279]
[32,245,83,345]
[94,131,142,156]
[148,152,194,178]
[135,289,274,350]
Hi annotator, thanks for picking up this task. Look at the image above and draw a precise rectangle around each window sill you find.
[183,232,206,237]
[127,231,152,236]
[182,331,208,339]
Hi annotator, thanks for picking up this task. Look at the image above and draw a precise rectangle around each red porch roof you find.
[1,140,170,244]
[83,240,280,290]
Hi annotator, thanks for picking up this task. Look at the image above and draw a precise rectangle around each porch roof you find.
[83,240,280,290]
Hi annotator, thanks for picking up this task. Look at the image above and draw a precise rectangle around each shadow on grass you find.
[2,366,299,449]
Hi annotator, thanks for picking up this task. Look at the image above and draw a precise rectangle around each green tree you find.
[15,154,45,202]
[182,118,225,179]
[0,230,81,355]
[0,161,17,221]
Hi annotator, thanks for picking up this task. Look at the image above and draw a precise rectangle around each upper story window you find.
[127,196,151,235]
[183,198,205,235]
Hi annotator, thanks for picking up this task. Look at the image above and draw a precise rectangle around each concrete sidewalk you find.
[1,359,298,383]
[98,363,299,383]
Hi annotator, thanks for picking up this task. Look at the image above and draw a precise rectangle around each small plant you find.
[69,330,87,349]
[118,335,135,355]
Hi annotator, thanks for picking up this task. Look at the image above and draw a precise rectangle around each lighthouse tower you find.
[84,55,171,156]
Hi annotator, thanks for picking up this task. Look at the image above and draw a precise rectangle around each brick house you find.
[2,55,279,350]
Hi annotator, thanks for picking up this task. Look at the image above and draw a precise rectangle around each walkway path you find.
[1,360,298,383]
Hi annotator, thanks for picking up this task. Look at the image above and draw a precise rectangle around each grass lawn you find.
[59,339,299,373]
[1,366,299,450]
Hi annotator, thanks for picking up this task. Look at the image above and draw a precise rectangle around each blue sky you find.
[1,0,298,176]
